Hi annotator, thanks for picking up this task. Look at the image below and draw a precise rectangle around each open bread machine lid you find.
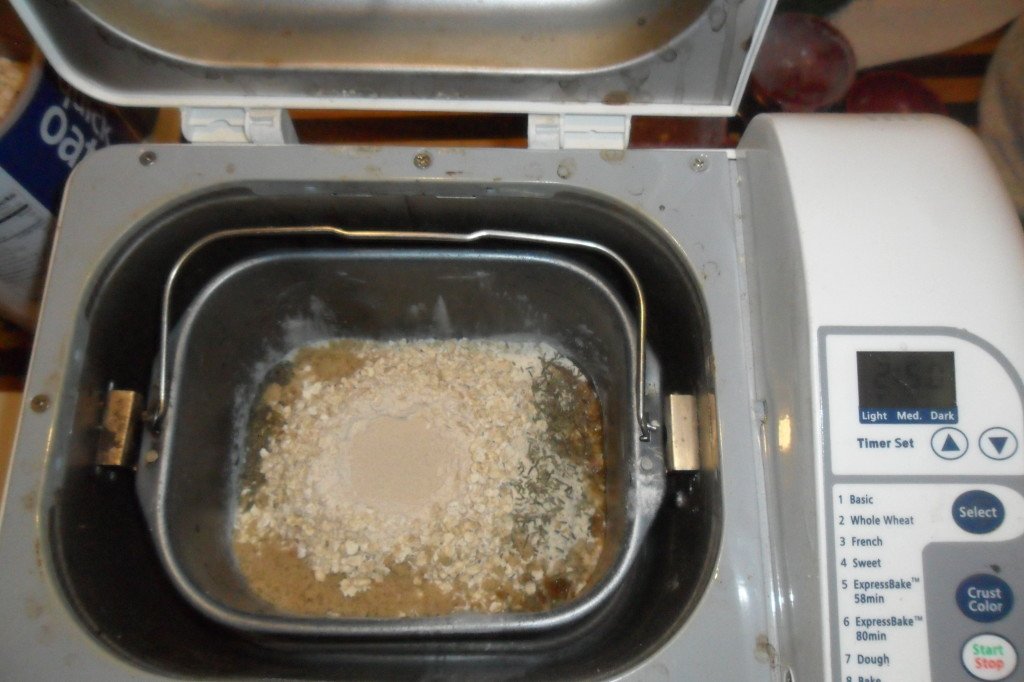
[10,0,775,117]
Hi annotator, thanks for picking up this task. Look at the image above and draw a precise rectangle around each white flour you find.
[342,412,465,516]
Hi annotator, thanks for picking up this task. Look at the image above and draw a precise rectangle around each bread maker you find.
[1,1,1022,680]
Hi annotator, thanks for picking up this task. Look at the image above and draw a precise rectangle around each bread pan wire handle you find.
[146,226,653,442]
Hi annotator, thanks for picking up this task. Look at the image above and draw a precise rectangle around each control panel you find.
[822,330,1023,682]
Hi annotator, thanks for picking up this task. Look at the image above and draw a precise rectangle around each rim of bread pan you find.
[135,226,668,637]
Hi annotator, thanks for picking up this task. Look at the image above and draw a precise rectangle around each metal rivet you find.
[413,151,432,169]
[144,450,159,465]
[674,490,686,507]
[641,457,655,472]
[556,163,572,180]
[139,150,157,166]
[30,394,50,413]
[691,154,708,172]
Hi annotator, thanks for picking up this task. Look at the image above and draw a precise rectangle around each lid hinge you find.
[527,113,631,151]
[180,107,298,144]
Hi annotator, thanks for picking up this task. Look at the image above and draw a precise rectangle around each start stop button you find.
[961,633,1018,681]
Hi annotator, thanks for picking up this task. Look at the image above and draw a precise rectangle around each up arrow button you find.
[980,428,1018,461]
[932,427,969,460]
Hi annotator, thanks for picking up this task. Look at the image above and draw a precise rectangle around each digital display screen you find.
[857,351,957,424]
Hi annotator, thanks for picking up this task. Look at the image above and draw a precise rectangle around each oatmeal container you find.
[0,16,136,328]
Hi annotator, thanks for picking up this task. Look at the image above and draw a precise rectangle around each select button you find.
[957,574,1014,623]
[953,490,1005,534]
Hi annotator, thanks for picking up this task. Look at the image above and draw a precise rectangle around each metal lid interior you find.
[11,0,774,115]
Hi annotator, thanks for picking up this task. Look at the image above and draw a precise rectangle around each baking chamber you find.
[43,173,723,677]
